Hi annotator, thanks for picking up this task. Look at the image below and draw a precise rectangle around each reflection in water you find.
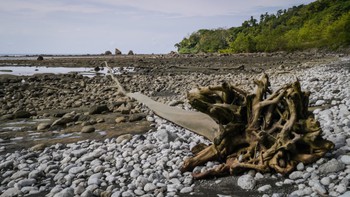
[0,66,135,76]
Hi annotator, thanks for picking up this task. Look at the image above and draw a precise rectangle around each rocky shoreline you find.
[0,53,349,196]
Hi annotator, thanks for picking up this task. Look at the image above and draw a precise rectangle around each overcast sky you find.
[0,0,315,55]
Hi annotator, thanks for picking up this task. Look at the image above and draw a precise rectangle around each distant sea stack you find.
[128,50,134,55]
[104,51,112,55]
[115,48,122,55]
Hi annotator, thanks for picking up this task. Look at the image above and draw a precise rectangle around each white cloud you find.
[96,0,315,17]
[0,0,107,14]
[0,0,316,54]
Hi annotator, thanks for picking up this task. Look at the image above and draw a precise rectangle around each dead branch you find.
[182,73,334,178]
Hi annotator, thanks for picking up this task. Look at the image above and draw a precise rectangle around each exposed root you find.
[182,74,334,178]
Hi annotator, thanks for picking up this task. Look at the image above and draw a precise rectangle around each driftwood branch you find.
[103,61,126,96]
[182,73,334,178]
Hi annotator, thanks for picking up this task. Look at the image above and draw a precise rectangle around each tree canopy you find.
[175,0,350,54]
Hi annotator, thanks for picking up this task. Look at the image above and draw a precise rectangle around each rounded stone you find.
[180,187,193,193]
[289,171,303,180]
[37,122,51,131]
[143,183,156,192]
[115,116,126,123]
[318,159,345,174]
[258,185,272,192]
[340,155,350,165]
[81,126,95,133]
[237,174,256,190]
[116,134,132,144]
[320,177,331,185]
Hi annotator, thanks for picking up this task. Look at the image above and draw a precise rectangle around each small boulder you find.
[81,126,95,133]
[117,103,132,114]
[51,117,74,127]
[105,51,112,55]
[13,110,31,119]
[128,114,146,122]
[89,105,109,115]
[30,143,46,151]
[0,114,14,120]
[0,187,22,197]
[116,134,132,143]
[318,159,345,174]
[237,174,256,190]
[115,116,126,123]
[94,66,100,72]
[37,122,51,131]
[37,56,44,61]
[154,129,178,143]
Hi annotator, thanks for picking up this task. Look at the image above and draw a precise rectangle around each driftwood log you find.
[104,61,334,179]
[181,73,334,178]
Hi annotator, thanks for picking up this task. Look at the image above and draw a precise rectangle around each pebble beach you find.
[0,53,349,196]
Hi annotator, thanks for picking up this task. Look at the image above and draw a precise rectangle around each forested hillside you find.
[175,0,350,54]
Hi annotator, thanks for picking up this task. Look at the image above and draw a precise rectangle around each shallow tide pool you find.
[0,66,134,76]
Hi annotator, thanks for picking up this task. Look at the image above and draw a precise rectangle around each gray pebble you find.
[144,183,157,192]
[237,174,256,190]
[289,171,303,180]
[318,159,345,174]
[312,182,327,195]
[258,185,271,192]
[180,186,193,193]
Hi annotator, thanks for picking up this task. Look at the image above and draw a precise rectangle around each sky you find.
[0,0,315,55]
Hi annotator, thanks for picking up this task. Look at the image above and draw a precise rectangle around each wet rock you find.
[81,126,95,133]
[96,118,105,123]
[129,114,146,122]
[51,117,74,127]
[89,105,109,115]
[37,122,51,131]
[115,116,126,123]
[117,103,132,114]
[13,110,31,118]
[0,114,14,120]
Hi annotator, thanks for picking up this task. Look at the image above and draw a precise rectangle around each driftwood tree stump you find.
[181,74,334,179]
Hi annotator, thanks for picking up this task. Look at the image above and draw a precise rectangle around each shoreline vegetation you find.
[175,0,350,54]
